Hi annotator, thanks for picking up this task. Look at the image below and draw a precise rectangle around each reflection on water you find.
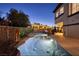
[18,33,71,56]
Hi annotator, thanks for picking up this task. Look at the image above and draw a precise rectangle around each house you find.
[32,23,52,33]
[53,3,79,39]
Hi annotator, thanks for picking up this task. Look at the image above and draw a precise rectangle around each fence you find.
[0,26,20,47]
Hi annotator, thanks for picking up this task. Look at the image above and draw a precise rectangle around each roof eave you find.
[53,3,63,13]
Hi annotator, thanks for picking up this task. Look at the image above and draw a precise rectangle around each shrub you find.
[19,28,26,38]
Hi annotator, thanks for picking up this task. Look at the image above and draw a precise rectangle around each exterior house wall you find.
[54,3,79,39]
[55,5,65,24]
[64,25,79,39]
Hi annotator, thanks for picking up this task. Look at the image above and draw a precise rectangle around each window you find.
[72,4,78,14]
[60,7,64,15]
[69,3,79,15]
[55,6,64,18]
[56,11,59,17]
[77,4,79,11]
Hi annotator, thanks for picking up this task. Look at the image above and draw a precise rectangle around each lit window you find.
[56,11,60,17]
[77,4,79,11]
[60,7,64,15]
[56,11,59,17]
[72,3,77,14]
[55,6,64,18]
[69,3,79,15]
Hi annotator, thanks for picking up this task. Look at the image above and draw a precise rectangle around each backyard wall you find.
[0,26,20,47]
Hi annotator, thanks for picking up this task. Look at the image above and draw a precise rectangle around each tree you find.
[0,17,4,21]
[7,8,31,27]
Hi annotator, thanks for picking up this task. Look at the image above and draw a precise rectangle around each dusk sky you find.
[0,3,58,26]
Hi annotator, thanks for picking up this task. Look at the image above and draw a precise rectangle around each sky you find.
[0,3,58,26]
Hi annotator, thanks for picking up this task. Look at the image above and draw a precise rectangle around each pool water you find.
[18,34,71,56]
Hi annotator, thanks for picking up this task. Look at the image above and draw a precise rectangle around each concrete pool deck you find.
[53,34,79,56]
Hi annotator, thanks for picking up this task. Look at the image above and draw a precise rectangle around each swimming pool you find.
[18,33,71,56]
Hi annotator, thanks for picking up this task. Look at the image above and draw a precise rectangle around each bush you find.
[19,28,33,39]
[19,28,26,38]
[19,31,25,38]
[27,28,33,33]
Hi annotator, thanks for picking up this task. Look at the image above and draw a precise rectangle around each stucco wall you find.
[55,3,79,39]
[63,25,79,39]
